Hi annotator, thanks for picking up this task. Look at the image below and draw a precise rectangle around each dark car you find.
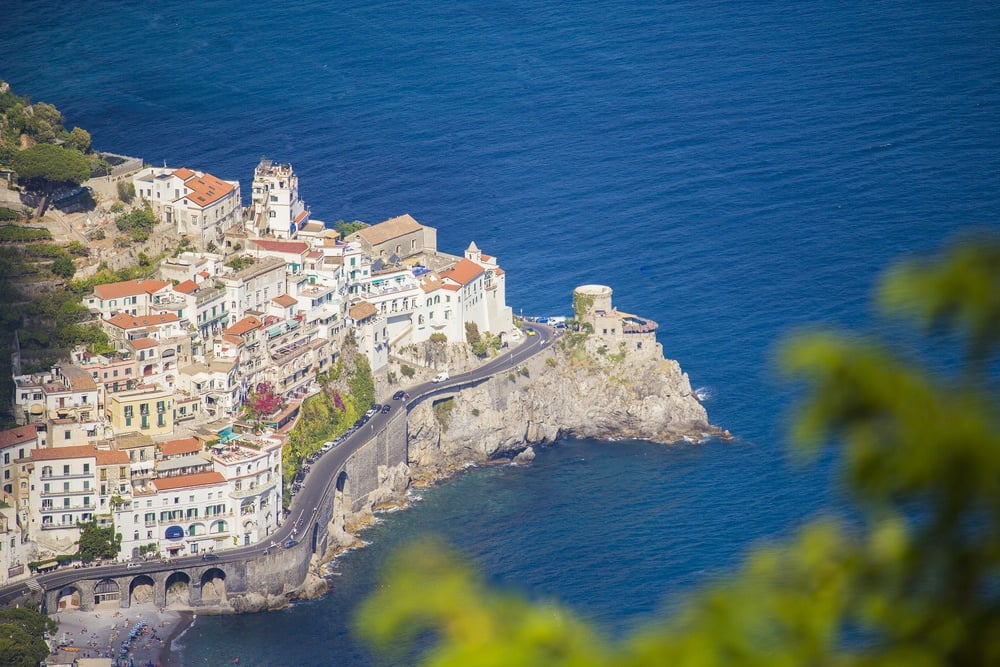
[202,552,220,560]
[392,390,405,400]
[282,538,298,549]
[381,404,391,414]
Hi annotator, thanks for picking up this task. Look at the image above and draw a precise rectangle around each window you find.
[64,430,71,440]
[63,464,70,475]
[64,482,70,492]
[83,463,90,474]
[83,481,90,491]
[63,497,71,507]
[43,483,50,494]
[124,405,133,418]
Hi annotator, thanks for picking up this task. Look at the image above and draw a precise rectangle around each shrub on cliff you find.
[357,234,1000,666]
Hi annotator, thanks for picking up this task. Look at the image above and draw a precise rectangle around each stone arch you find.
[200,567,227,603]
[165,571,191,607]
[56,585,82,610]
[93,578,120,609]
[129,575,156,606]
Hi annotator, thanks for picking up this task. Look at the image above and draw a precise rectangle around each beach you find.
[48,605,193,667]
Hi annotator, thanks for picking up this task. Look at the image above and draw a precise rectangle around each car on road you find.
[526,329,537,336]
[321,441,333,452]
[432,372,449,383]
[202,552,220,560]
[126,561,142,569]
[392,390,405,400]
[282,539,298,548]
[364,407,378,419]
[381,404,391,414]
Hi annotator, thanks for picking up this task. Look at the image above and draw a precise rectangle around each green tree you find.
[63,126,92,153]
[11,143,91,190]
[50,253,75,278]
[76,520,121,562]
[117,180,136,203]
[357,234,1000,666]
[0,607,58,667]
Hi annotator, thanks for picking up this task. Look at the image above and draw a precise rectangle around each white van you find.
[432,372,449,383]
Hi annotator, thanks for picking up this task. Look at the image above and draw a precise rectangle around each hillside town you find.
[0,158,514,584]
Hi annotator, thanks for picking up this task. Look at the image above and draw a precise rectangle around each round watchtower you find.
[573,284,613,322]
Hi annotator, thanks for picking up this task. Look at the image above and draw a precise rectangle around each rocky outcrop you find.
[407,335,719,482]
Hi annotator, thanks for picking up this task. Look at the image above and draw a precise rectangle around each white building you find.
[132,166,242,250]
[248,159,310,239]
[218,256,288,326]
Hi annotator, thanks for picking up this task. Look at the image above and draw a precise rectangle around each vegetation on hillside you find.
[357,234,1000,666]
[281,349,375,502]
[333,219,369,238]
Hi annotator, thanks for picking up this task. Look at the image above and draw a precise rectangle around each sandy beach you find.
[48,604,193,667]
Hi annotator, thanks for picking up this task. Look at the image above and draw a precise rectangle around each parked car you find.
[381,404,391,414]
[126,561,142,569]
[432,372,449,383]
[202,552,220,561]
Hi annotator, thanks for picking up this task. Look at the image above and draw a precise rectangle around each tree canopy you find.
[11,143,91,188]
[357,233,1000,666]
[77,520,121,562]
[0,607,57,667]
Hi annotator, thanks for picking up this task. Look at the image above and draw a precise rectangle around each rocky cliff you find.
[406,333,720,483]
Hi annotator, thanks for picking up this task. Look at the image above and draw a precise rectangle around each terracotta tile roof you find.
[250,239,309,254]
[419,274,443,293]
[183,173,235,208]
[442,283,461,292]
[440,259,485,286]
[225,316,262,336]
[349,300,378,321]
[106,313,180,330]
[352,214,421,246]
[174,280,199,294]
[272,294,297,307]
[93,279,170,301]
[96,449,129,465]
[221,334,243,345]
[294,210,308,223]
[172,167,195,180]
[152,471,226,491]
[31,444,98,461]
[130,338,158,350]
[159,437,202,457]
[0,425,37,450]
[59,364,98,391]
[305,251,323,261]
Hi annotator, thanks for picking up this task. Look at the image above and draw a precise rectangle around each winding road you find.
[0,321,556,606]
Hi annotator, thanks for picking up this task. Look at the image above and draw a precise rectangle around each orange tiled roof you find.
[106,313,180,330]
[183,173,235,208]
[130,338,158,350]
[96,449,129,465]
[93,279,170,301]
[159,437,201,457]
[31,444,98,461]
[272,294,297,307]
[349,301,378,321]
[172,167,196,180]
[151,471,226,491]
[174,280,199,294]
[225,316,262,337]
[0,425,37,450]
[221,334,243,346]
[440,259,485,286]
[250,239,309,254]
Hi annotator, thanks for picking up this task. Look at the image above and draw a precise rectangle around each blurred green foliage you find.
[357,234,1000,666]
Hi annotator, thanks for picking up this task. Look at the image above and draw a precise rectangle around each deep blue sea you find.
[6,1,999,664]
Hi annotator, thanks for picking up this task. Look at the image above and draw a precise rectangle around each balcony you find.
[40,487,95,497]
[229,478,278,499]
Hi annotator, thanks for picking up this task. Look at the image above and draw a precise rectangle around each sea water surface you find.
[6,1,999,664]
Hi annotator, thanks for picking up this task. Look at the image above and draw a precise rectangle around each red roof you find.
[349,301,378,321]
[174,280,199,294]
[0,425,37,450]
[152,471,226,491]
[440,259,484,286]
[96,449,129,466]
[159,437,202,457]
[130,338,158,350]
[251,239,309,255]
[93,279,170,301]
[172,167,195,180]
[225,316,262,337]
[31,444,99,461]
[183,173,235,208]
[106,313,180,330]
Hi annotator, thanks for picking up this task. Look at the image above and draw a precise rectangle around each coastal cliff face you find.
[406,335,717,483]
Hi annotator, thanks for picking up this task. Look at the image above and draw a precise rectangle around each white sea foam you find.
[694,387,712,401]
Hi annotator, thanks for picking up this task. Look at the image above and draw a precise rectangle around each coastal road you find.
[0,321,556,606]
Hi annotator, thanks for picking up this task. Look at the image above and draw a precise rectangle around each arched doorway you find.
[200,567,227,603]
[165,571,191,607]
[128,575,156,607]
[93,578,120,609]
[56,585,82,610]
